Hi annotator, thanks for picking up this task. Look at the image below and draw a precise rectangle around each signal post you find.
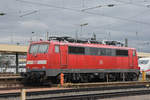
[60,73,64,86]
[142,71,146,81]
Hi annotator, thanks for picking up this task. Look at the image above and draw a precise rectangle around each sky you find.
[0,0,150,52]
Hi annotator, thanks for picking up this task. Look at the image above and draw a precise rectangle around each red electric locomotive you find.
[25,37,140,83]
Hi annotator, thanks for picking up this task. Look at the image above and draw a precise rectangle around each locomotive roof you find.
[31,40,135,50]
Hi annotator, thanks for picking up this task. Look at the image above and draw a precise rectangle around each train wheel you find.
[125,73,138,81]
[131,73,138,81]
[80,74,88,83]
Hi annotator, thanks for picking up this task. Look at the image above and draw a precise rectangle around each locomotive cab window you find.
[89,48,99,55]
[133,50,136,56]
[101,48,106,56]
[38,44,49,53]
[106,49,112,56]
[116,49,128,56]
[55,45,60,53]
[69,46,85,54]
[29,44,38,54]
[29,43,49,54]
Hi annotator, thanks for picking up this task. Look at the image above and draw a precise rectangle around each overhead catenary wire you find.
[85,11,150,26]
[16,0,150,26]
[127,9,150,19]
[113,0,150,8]
[81,4,115,11]
[20,10,38,17]
[16,0,79,12]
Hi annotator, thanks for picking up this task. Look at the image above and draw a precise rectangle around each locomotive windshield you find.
[139,60,149,65]
[29,43,49,54]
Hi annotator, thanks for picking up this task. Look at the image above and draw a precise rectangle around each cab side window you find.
[55,45,60,53]
[133,50,136,56]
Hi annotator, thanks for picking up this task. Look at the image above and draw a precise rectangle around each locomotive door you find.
[60,45,68,67]
[129,50,134,69]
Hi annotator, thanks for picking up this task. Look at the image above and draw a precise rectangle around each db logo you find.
[99,60,103,65]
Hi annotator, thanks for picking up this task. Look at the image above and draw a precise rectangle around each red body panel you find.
[26,41,139,72]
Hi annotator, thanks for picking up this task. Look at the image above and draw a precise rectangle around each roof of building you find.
[137,52,150,58]
[0,44,28,54]
[0,44,149,57]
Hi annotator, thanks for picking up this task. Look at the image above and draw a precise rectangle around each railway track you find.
[62,81,150,88]
[27,88,150,100]
[0,81,150,100]
[0,73,23,89]
[0,73,150,100]
[0,85,149,100]
[0,73,149,89]
[0,73,149,90]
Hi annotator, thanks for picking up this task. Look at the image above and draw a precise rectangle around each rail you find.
[59,81,150,88]
[0,73,23,89]
[0,82,150,100]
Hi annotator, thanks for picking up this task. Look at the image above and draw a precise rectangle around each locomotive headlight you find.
[37,60,47,64]
[27,60,33,64]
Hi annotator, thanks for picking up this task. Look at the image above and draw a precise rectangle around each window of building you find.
[55,45,59,53]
